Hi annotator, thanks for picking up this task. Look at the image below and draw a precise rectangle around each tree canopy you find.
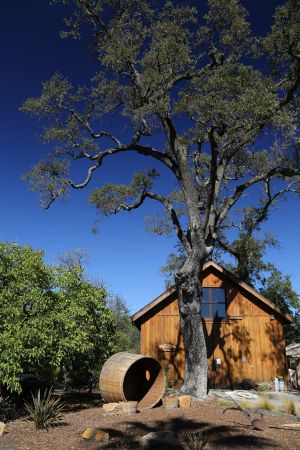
[108,294,140,354]
[22,0,300,398]
[0,242,116,393]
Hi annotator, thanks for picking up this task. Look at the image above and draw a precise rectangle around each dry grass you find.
[238,398,251,410]
[218,398,233,407]
[115,433,135,450]
[256,395,275,411]
[281,397,299,416]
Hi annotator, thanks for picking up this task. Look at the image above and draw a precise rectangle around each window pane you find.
[213,303,226,318]
[201,303,210,318]
[212,288,225,303]
[202,288,209,302]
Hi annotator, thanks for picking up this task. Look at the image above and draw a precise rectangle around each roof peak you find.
[131,260,293,325]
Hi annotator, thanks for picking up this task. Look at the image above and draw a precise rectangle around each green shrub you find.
[258,382,273,391]
[0,396,15,421]
[24,389,65,430]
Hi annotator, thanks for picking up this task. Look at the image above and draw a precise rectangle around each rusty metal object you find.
[251,415,266,431]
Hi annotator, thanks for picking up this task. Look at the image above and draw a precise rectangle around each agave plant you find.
[184,430,207,450]
[24,388,65,430]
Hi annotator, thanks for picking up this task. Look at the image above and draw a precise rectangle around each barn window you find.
[201,287,226,318]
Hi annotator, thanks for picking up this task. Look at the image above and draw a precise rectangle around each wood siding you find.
[139,268,287,387]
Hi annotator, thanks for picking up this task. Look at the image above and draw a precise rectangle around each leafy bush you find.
[24,389,65,429]
[257,381,273,391]
[0,243,116,393]
[0,396,16,421]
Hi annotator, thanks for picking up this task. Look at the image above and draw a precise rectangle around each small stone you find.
[0,422,5,436]
[102,402,119,413]
[95,431,109,442]
[140,431,178,448]
[82,428,110,442]
[179,395,191,408]
[81,427,96,440]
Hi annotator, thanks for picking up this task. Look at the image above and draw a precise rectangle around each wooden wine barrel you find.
[99,352,166,410]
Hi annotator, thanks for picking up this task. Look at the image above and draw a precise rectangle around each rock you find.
[140,431,178,448]
[102,402,119,413]
[0,422,5,436]
[95,431,110,442]
[81,427,96,440]
[179,395,191,408]
[81,428,109,442]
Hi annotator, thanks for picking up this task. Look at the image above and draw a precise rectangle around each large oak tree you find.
[23,0,300,398]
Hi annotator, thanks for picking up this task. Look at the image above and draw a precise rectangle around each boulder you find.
[140,431,178,448]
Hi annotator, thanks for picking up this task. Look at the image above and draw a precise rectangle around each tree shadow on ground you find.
[96,416,277,449]
[3,392,103,422]
[55,392,103,413]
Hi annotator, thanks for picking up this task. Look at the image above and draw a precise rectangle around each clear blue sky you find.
[0,0,299,314]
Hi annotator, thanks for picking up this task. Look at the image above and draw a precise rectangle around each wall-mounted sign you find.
[159,344,176,352]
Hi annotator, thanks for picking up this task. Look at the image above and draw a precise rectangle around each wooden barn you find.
[132,261,293,388]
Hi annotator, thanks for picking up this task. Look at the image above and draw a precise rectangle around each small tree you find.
[108,295,140,353]
[22,0,300,397]
[0,242,115,393]
[260,268,300,345]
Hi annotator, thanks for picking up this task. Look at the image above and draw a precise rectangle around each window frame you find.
[201,287,227,320]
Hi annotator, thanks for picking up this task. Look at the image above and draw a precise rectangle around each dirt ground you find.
[1,395,300,450]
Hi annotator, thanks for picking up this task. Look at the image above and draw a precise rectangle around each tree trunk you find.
[176,257,208,399]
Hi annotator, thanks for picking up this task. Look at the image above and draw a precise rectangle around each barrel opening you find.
[99,352,166,410]
[123,358,161,403]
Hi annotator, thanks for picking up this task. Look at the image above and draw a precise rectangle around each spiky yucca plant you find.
[184,431,207,450]
[25,389,65,430]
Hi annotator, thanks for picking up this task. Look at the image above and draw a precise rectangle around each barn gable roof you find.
[131,260,294,325]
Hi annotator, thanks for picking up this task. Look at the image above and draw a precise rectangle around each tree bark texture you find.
[176,256,208,399]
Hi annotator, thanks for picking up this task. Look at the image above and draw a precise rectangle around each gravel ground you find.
[1,398,300,450]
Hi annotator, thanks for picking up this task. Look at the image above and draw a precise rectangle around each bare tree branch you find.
[144,192,191,252]
[279,59,300,108]
[217,167,300,226]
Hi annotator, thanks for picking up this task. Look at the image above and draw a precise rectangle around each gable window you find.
[201,287,226,319]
